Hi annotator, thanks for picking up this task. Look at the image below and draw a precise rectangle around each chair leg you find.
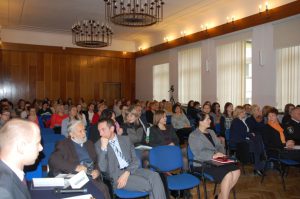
[196,185,200,199]
[232,186,236,199]
[261,160,269,183]
[202,178,208,199]
[213,183,218,196]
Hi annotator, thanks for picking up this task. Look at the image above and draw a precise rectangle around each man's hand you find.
[101,137,109,150]
[75,165,87,173]
[91,169,100,180]
[117,171,130,189]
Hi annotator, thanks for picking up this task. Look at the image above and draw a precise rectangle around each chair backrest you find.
[187,145,196,170]
[42,134,65,144]
[41,142,56,166]
[149,145,183,172]
[41,128,55,135]
[25,162,42,180]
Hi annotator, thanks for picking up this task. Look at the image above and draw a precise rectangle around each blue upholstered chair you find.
[187,145,236,199]
[25,162,43,180]
[149,145,201,199]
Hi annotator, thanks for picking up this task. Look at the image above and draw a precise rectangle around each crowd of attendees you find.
[1,97,300,199]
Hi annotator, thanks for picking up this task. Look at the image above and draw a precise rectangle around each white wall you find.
[2,28,136,52]
[136,15,300,108]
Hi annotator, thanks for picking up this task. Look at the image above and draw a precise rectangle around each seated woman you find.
[189,112,240,199]
[121,106,145,146]
[262,107,300,161]
[149,110,179,147]
[27,107,39,126]
[50,104,68,134]
[77,104,87,127]
[48,120,110,199]
[281,103,295,128]
[246,104,265,136]
[230,106,265,175]
[61,106,80,137]
[211,102,222,136]
[171,104,192,145]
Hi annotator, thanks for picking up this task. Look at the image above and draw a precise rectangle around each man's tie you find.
[110,140,128,169]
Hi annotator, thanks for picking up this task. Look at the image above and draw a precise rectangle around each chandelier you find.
[103,0,164,27]
[71,20,113,48]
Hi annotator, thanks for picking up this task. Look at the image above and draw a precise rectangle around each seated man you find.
[285,107,300,145]
[48,120,111,199]
[95,118,166,199]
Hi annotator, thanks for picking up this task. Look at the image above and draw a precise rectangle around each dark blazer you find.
[261,124,285,150]
[0,160,31,199]
[49,138,99,176]
[230,118,252,145]
[145,110,154,124]
[149,125,179,147]
[284,119,300,145]
[246,116,265,135]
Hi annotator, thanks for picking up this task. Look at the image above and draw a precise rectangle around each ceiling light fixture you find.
[103,0,164,27]
[71,20,113,48]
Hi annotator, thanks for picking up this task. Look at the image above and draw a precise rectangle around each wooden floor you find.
[188,165,300,199]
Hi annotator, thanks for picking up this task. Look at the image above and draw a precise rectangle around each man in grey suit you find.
[95,118,166,199]
[0,119,43,199]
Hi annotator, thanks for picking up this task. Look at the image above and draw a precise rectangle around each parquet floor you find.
[189,165,300,199]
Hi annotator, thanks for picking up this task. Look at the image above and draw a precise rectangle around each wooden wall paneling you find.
[28,52,37,101]
[44,53,52,99]
[1,51,11,100]
[79,55,94,103]
[59,53,67,100]
[51,54,60,98]
[118,58,126,98]
[129,58,136,100]
[10,51,22,102]
[92,56,100,101]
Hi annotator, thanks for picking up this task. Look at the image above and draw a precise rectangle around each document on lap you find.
[32,178,65,188]
[212,157,235,164]
[62,194,94,199]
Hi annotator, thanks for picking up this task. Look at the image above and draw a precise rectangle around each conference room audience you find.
[220,102,234,148]
[0,108,11,128]
[78,97,88,112]
[146,101,159,124]
[50,104,68,133]
[115,104,128,126]
[188,101,202,126]
[246,104,265,135]
[61,106,80,137]
[230,106,265,175]
[171,104,192,145]
[48,120,111,199]
[0,119,43,199]
[87,103,95,124]
[27,107,39,126]
[20,101,31,119]
[262,108,300,161]
[122,106,145,146]
[15,99,26,117]
[186,100,194,117]
[284,107,300,145]
[149,110,179,147]
[95,118,166,199]
[189,112,240,199]
[282,103,295,128]
[243,104,252,118]
[91,103,106,125]
[113,99,122,117]
[77,104,87,127]
[202,103,215,130]
[211,102,222,136]
[37,101,52,116]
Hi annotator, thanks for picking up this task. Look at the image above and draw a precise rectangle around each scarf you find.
[268,121,285,144]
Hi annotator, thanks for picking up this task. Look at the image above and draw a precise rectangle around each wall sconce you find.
[138,47,143,51]
[205,59,209,72]
[201,24,208,31]
[258,4,262,13]
[265,2,269,12]
[122,51,127,55]
[259,50,264,66]
[164,37,169,42]
[0,25,2,45]
[180,31,186,37]
[231,16,235,23]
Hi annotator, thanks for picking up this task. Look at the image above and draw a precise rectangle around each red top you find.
[91,113,100,125]
[50,114,68,128]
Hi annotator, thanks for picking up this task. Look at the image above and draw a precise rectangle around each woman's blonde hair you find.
[233,106,245,118]
[125,105,139,124]
[251,104,260,115]
[153,110,166,126]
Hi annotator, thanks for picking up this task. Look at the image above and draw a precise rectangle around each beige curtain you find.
[217,41,246,107]
[276,45,300,110]
[178,47,201,104]
[153,63,170,101]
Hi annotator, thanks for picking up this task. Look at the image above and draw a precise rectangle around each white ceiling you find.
[0,0,296,49]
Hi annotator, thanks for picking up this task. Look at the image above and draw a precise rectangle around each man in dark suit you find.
[0,119,43,199]
[48,120,111,199]
[95,118,166,199]
[285,107,300,145]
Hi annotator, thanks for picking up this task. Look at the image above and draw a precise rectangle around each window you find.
[153,63,170,101]
[178,47,201,103]
[276,45,300,110]
[217,40,251,107]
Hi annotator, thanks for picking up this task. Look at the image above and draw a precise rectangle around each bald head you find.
[0,119,40,150]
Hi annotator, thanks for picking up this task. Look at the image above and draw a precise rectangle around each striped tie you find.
[110,140,128,169]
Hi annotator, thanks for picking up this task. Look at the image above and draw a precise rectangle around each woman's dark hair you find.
[99,109,114,121]
[187,100,194,108]
[223,102,233,117]
[284,103,295,116]
[267,107,279,116]
[172,104,181,113]
[193,101,200,108]
[195,112,208,127]
[211,102,220,114]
